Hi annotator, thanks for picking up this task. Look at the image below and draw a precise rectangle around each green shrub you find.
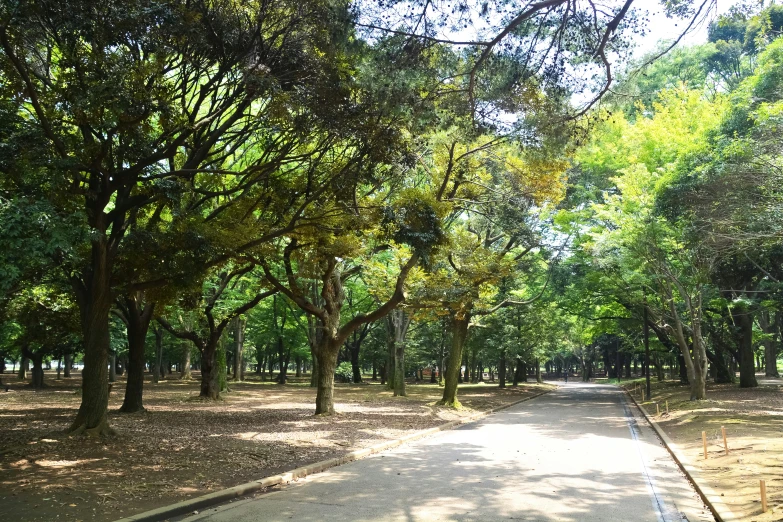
[335,362,353,383]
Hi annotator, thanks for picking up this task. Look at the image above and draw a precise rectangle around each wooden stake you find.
[657,403,660,416]
[702,431,708,459]
[721,426,728,455]
[761,479,768,512]
[642,388,645,402]
[665,400,669,414]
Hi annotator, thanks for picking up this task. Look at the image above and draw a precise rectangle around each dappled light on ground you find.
[632,377,783,522]
[0,372,550,521]
[181,383,709,522]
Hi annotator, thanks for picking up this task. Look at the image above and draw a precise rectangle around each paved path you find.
[179,383,713,522]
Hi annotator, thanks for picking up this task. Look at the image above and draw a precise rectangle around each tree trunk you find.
[535,359,543,383]
[109,352,117,383]
[733,310,758,388]
[198,336,220,399]
[441,315,470,407]
[233,317,245,382]
[710,340,734,384]
[275,337,288,384]
[24,349,45,389]
[499,350,506,389]
[385,335,396,391]
[56,357,62,379]
[180,344,192,380]
[678,354,688,384]
[350,342,362,384]
[314,338,339,415]
[310,349,319,387]
[439,331,445,386]
[372,359,377,381]
[18,357,28,380]
[669,298,708,400]
[119,297,154,413]
[151,330,162,384]
[64,353,72,378]
[394,339,406,397]
[70,249,114,436]
[295,356,302,378]
[759,311,779,378]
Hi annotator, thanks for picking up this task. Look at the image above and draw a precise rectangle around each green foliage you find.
[335,362,354,383]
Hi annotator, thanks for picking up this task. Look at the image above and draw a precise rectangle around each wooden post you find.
[760,479,768,512]
[702,431,708,459]
[665,400,669,414]
[657,403,660,416]
[721,426,728,455]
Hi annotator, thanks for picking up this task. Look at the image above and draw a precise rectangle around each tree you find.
[158,265,276,399]
[0,0,362,435]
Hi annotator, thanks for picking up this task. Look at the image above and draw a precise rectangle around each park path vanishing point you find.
[177,383,714,522]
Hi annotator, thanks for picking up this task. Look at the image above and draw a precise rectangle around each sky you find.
[633,1,738,57]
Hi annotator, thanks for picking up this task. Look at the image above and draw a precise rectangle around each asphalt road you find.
[179,383,714,522]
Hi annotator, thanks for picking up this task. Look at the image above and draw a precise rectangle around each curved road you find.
[179,383,714,522]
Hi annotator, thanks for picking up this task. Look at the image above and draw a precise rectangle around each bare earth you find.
[0,372,551,522]
[629,376,783,522]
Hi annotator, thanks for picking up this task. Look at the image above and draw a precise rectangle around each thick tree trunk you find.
[441,315,470,407]
[70,249,114,436]
[314,339,339,415]
[512,359,524,386]
[198,333,221,399]
[64,353,72,378]
[535,359,543,383]
[24,350,45,389]
[18,357,28,380]
[733,310,758,388]
[295,356,302,378]
[678,354,688,384]
[180,344,192,380]
[120,298,154,413]
[710,340,734,384]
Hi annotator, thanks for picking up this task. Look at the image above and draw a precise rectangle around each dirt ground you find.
[627,376,783,522]
[0,371,551,522]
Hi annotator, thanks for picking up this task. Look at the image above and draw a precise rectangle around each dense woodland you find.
[1,0,783,436]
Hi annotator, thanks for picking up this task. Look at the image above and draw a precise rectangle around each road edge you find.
[624,388,737,522]
[114,386,553,522]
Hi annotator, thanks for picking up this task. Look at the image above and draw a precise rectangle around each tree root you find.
[117,405,146,414]
[437,398,462,409]
[68,418,116,438]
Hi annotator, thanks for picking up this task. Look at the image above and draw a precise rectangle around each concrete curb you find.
[624,389,737,522]
[114,387,553,522]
